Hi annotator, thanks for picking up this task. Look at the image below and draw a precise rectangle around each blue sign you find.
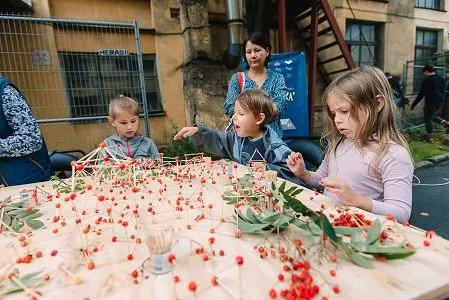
[268,51,309,138]
[241,51,309,137]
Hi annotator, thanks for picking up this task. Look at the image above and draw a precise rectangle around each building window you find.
[59,52,162,120]
[345,22,379,67]
[415,29,438,62]
[415,0,441,10]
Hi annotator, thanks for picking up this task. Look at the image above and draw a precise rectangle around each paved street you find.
[409,160,449,240]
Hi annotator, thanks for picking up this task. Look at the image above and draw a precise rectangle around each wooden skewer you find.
[10,276,43,300]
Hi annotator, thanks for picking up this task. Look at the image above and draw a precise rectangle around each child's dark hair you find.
[235,90,278,127]
[109,95,140,119]
[242,32,271,69]
[423,65,436,73]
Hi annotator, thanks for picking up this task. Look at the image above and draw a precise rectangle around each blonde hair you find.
[109,95,140,119]
[322,66,411,176]
[235,89,278,128]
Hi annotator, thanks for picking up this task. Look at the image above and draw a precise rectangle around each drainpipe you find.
[223,0,245,68]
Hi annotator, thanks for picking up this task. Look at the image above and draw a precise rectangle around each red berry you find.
[168,254,176,264]
[50,250,58,256]
[188,281,197,292]
[269,288,277,298]
[35,251,43,258]
[131,270,139,278]
[87,262,95,270]
[219,250,225,256]
[329,270,336,277]
[127,254,134,260]
[235,256,244,265]
[423,240,430,247]
[333,286,340,294]
[173,275,180,283]
[211,275,218,286]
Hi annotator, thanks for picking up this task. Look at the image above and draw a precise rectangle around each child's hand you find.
[287,152,307,178]
[174,127,198,140]
[320,176,356,204]
[320,176,373,212]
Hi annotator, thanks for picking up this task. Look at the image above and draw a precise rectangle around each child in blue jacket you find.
[103,95,158,161]
[175,90,297,183]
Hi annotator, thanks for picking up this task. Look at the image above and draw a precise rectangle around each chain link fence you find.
[0,14,161,154]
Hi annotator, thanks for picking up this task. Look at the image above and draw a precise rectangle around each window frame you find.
[345,21,381,67]
[414,28,439,62]
[59,52,163,122]
[415,0,442,10]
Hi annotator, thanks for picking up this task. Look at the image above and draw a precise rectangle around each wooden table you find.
[1,160,449,300]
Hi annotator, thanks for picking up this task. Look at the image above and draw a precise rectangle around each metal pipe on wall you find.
[223,0,245,68]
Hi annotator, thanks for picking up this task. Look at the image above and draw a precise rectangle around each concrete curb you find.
[414,152,449,170]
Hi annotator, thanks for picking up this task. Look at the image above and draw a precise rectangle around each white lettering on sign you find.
[98,49,130,56]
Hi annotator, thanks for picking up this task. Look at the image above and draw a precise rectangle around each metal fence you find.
[402,52,448,97]
[0,14,161,154]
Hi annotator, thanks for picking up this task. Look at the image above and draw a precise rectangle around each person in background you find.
[0,76,52,186]
[103,95,158,161]
[224,32,287,138]
[287,67,413,223]
[384,72,404,107]
[176,89,297,183]
[410,65,449,142]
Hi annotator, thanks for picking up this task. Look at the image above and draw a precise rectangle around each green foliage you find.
[0,196,44,233]
[233,179,416,269]
[0,270,43,295]
[405,125,449,162]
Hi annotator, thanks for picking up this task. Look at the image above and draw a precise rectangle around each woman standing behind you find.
[224,32,288,138]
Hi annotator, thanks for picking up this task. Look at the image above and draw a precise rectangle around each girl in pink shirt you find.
[287,67,413,222]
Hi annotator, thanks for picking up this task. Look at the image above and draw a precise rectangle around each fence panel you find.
[0,15,155,154]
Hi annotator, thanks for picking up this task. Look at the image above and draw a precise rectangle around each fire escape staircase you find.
[281,0,356,132]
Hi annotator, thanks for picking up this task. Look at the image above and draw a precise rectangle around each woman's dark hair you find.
[423,65,436,73]
[242,32,271,69]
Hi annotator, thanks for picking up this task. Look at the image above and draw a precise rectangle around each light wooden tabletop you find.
[1,161,449,300]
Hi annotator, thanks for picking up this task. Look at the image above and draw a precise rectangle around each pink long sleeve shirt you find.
[306,139,413,222]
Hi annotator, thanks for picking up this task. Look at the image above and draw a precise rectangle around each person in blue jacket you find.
[0,76,52,186]
[175,89,297,183]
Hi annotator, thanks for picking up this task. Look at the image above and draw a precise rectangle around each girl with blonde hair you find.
[287,67,413,222]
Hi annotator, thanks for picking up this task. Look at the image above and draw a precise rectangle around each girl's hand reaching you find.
[174,127,199,140]
[320,176,373,212]
[287,152,310,182]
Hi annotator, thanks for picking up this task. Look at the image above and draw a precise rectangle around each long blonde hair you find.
[322,66,411,175]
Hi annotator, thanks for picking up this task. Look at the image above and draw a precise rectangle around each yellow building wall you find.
[0,0,186,153]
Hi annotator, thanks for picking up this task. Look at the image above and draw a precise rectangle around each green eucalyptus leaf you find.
[25,220,44,230]
[312,214,340,243]
[283,193,309,215]
[2,277,43,295]
[290,188,303,197]
[366,219,381,245]
[15,209,39,219]
[260,212,282,223]
[334,226,364,236]
[21,272,42,281]
[22,212,44,221]
[290,218,308,230]
[310,234,321,244]
[2,213,12,226]
[11,218,22,232]
[278,181,286,193]
[237,219,270,233]
[245,208,260,224]
[271,182,276,191]
[307,221,322,236]
[347,250,374,269]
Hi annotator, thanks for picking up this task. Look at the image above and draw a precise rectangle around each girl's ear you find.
[255,113,266,125]
[376,95,385,112]
[108,117,116,127]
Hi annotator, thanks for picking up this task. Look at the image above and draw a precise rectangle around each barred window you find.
[59,52,162,120]
[345,22,380,67]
